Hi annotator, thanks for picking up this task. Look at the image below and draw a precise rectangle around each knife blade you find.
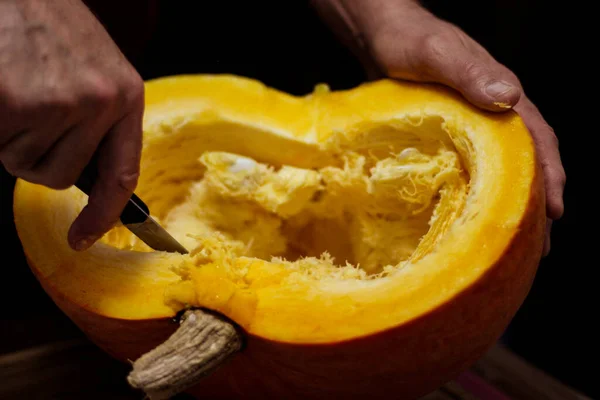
[74,161,188,254]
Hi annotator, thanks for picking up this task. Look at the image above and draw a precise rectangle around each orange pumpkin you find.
[13,74,545,399]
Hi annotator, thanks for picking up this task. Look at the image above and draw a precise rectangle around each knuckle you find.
[418,29,464,69]
[115,170,140,193]
[413,31,459,80]
[83,73,120,108]
[122,71,145,106]
[420,32,449,62]
[462,61,490,85]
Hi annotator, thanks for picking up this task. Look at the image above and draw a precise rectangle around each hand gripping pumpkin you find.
[13,75,546,400]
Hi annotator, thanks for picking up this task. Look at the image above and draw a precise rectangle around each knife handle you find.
[74,160,150,225]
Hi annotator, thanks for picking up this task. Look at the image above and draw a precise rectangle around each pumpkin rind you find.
[13,74,545,399]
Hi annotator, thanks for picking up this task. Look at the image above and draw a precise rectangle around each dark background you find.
[1,1,595,398]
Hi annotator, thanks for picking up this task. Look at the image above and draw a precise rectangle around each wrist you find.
[314,0,421,44]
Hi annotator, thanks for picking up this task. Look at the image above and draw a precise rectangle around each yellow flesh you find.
[13,75,537,343]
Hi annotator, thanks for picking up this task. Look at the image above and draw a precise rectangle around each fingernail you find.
[73,236,96,251]
[485,81,518,100]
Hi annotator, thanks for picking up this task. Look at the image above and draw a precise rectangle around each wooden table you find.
[0,335,590,400]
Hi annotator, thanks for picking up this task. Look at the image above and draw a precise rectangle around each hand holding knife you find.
[74,161,188,255]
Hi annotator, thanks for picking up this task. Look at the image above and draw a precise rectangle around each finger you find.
[543,218,552,257]
[514,97,566,220]
[0,127,66,178]
[0,99,80,176]
[19,113,110,190]
[68,100,144,251]
[409,26,522,112]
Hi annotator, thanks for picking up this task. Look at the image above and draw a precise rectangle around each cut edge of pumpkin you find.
[13,75,542,345]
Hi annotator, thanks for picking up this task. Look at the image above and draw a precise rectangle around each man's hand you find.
[0,0,145,251]
[313,0,566,255]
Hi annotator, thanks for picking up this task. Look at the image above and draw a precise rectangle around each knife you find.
[74,161,188,255]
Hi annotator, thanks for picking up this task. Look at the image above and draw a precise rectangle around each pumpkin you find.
[13,74,546,400]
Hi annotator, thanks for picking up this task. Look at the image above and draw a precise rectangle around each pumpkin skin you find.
[13,74,545,399]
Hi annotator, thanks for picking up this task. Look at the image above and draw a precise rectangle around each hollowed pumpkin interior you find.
[14,75,538,344]
[106,116,467,273]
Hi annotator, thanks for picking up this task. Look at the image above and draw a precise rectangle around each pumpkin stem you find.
[127,309,243,399]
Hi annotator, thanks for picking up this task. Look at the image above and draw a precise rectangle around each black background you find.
[1,1,596,398]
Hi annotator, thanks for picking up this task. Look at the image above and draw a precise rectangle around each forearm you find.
[311,0,427,77]
[311,0,422,44]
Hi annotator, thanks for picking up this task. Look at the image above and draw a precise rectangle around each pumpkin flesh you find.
[13,75,545,398]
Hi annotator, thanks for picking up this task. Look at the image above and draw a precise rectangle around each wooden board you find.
[0,337,590,400]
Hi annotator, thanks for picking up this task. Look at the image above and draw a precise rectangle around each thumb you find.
[419,35,523,111]
[370,10,523,111]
